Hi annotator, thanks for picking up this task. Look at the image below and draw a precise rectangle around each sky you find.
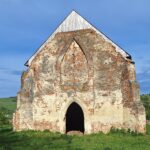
[0,0,150,97]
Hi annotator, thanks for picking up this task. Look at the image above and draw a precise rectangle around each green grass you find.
[0,125,150,150]
[0,96,150,150]
[0,97,16,120]
[141,94,150,120]
[0,97,16,112]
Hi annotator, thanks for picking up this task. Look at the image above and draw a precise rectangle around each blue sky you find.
[0,0,150,97]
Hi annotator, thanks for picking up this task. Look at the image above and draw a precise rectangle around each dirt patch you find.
[67,130,84,136]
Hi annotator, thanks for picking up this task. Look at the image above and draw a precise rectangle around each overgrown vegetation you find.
[0,96,150,150]
[0,125,150,150]
[0,97,16,126]
[141,94,150,120]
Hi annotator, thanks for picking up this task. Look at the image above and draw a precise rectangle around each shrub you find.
[0,107,10,126]
[141,94,150,120]
[0,112,9,125]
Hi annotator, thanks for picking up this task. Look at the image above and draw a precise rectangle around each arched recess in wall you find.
[60,40,89,92]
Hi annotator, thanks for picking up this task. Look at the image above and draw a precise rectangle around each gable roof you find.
[25,10,131,66]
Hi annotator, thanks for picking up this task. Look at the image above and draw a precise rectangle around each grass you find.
[0,97,16,119]
[0,96,150,150]
[0,125,150,150]
[0,97,16,111]
[141,94,150,120]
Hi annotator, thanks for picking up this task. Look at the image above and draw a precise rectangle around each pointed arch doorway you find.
[66,102,85,133]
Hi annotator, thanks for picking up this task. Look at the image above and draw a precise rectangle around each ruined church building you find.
[13,11,146,134]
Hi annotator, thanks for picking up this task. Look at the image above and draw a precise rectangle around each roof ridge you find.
[25,10,130,66]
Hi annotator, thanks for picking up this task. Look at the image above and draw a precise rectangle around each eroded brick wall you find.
[13,29,146,134]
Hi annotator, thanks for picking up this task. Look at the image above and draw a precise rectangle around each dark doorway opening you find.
[66,102,84,133]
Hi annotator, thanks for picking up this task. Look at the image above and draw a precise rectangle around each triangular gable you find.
[25,10,131,66]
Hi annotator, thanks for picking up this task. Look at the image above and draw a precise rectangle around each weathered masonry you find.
[13,11,146,134]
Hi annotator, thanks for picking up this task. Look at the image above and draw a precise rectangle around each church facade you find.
[13,11,146,134]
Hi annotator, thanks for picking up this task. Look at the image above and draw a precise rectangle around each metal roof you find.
[25,10,130,66]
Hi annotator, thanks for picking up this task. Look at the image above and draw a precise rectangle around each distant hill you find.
[0,96,150,150]
[141,94,150,120]
[0,97,16,120]
[0,95,150,120]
